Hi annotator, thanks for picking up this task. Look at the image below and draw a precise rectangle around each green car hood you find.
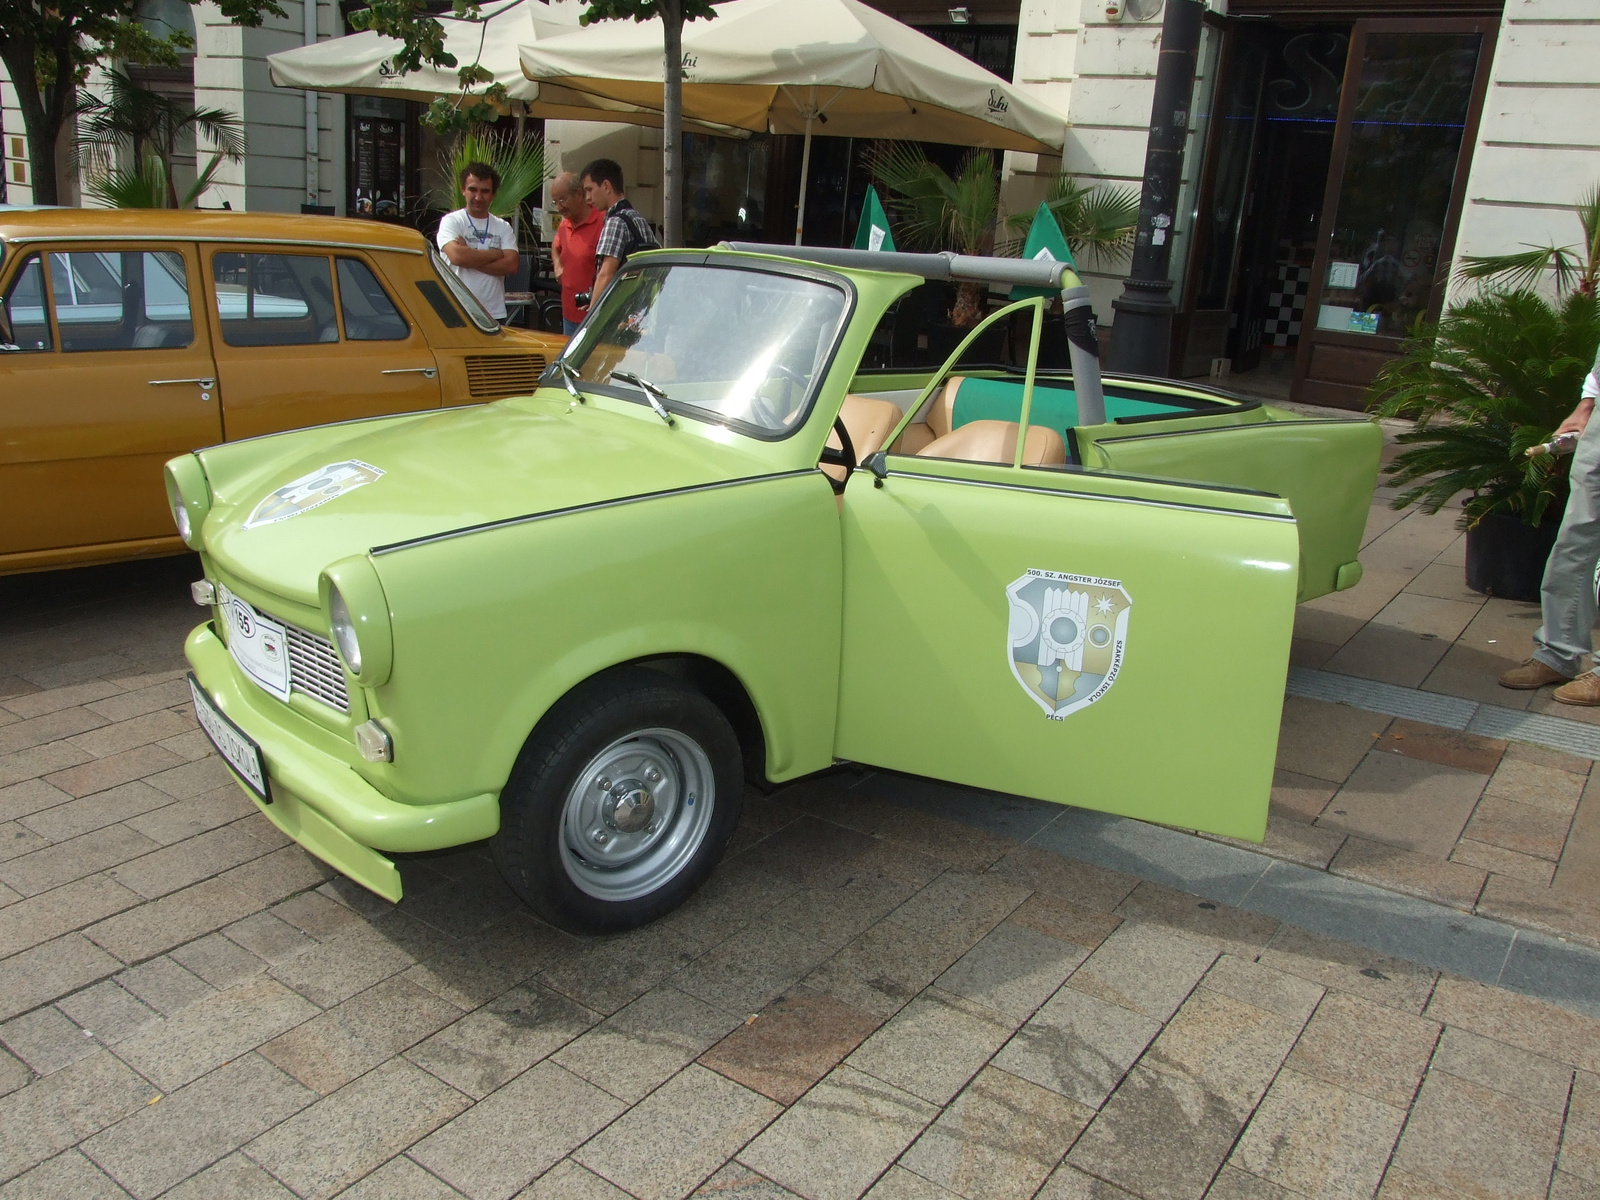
[198,392,771,603]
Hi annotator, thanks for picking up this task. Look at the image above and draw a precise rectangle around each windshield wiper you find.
[611,371,676,427]
[550,357,586,404]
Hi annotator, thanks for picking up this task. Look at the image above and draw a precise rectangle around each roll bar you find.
[718,241,1106,428]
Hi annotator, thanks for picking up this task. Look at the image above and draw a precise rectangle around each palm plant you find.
[77,69,246,209]
[441,127,550,220]
[1002,174,1140,266]
[871,144,1141,326]
[870,144,1000,326]
[1368,288,1600,527]
[84,147,229,209]
[1454,183,1600,299]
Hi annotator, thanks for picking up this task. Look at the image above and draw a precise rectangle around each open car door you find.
[1076,408,1382,601]
[833,293,1304,841]
[835,453,1300,840]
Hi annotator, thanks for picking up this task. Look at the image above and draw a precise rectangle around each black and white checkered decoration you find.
[1261,263,1312,348]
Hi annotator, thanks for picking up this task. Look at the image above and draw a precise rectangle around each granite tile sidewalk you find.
[1218,415,1600,951]
[1,458,1598,1198]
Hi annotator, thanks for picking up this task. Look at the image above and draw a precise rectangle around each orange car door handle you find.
[381,367,438,378]
[148,377,216,388]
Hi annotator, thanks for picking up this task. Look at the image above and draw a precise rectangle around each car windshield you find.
[564,262,849,436]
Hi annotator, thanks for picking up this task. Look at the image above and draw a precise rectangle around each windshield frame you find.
[559,252,858,443]
[428,244,502,335]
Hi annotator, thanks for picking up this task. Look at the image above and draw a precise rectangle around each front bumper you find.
[186,624,499,901]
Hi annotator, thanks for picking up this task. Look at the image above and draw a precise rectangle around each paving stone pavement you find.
[2,554,1598,1199]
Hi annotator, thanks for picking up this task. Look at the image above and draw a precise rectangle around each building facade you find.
[2,0,1596,407]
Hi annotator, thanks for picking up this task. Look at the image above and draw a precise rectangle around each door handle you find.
[148,377,216,387]
[382,367,437,378]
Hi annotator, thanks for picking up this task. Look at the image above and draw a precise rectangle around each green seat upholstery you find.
[949,377,1190,431]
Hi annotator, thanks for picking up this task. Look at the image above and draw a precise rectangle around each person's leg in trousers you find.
[1532,417,1600,680]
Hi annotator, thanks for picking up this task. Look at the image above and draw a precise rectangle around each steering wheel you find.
[746,364,811,429]
[819,414,857,479]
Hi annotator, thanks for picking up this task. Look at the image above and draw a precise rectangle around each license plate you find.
[218,586,291,700]
[189,674,271,803]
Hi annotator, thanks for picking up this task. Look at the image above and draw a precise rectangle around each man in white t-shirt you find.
[436,162,518,322]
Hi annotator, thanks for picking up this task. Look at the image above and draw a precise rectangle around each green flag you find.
[853,187,896,252]
[1010,202,1078,300]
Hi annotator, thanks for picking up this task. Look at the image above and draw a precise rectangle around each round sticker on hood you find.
[243,460,385,530]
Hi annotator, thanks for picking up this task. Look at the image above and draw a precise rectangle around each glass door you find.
[1293,17,1496,410]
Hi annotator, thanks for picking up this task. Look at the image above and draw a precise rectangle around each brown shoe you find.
[1554,673,1600,706]
[1499,658,1572,690]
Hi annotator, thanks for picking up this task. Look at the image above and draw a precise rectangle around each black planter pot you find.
[1464,512,1562,602]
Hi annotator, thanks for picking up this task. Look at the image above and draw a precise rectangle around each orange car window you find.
[46,251,194,353]
[213,252,338,347]
[336,258,409,341]
[1,255,51,352]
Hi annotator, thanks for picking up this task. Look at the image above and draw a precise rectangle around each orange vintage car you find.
[0,208,566,574]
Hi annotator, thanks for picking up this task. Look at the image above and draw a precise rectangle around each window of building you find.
[213,253,339,346]
[336,258,409,340]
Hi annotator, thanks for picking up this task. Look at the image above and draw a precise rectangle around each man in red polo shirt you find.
[549,171,603,335]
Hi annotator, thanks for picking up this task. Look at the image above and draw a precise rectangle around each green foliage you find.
[440,126,549,218]
[870,143,998,257]
[870,144,1001,326]
[577,0,718,28]
[345,0,509,134]
[1455,183,1600,299]
[1368,289,1600,528]
[83,145,226,208]
[1002,175,1140,267]
[77,68,245,208]
[0,0,277,203]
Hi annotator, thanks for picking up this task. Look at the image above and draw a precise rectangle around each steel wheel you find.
[557,728,716,902]
[493,666,743,933]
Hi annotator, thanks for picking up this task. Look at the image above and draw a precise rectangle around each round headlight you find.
[328,586,362,675]
[170,493,192,542]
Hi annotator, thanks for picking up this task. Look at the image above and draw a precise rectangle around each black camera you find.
[574,292,591,308]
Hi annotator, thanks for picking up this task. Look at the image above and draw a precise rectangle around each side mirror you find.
[864,451,889,487]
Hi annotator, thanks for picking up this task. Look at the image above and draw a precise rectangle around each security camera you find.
[1105,0,1125,19]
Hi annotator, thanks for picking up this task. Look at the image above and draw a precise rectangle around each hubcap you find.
[558,728,715,902]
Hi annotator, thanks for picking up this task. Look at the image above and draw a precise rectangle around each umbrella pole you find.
[794,115,814,246]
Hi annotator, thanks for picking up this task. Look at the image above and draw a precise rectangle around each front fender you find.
[361,470,844,806]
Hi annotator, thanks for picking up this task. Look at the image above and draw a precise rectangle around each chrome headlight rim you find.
[318,556,394,688]
[163,455,211,551]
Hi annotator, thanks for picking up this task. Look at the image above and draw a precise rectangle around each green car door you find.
[1076,411,1383,601]
[834,455,1300,842]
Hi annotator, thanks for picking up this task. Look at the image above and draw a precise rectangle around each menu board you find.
[350,98,407,220]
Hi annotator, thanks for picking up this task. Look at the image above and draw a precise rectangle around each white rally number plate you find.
[218,586,291,700]
[189,675,271,802]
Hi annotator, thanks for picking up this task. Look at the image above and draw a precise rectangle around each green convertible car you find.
[169,244,1380,933]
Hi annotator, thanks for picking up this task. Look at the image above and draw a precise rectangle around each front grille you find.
[465,353,545,398]
[284,623,351,713]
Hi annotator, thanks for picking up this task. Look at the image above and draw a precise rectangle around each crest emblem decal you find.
[243,460,385,530]
[1007,569,1132,719]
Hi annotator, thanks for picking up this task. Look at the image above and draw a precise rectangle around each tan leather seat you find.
[823,394,904,481]
[914,419,1066,467]
[891,374,962,454]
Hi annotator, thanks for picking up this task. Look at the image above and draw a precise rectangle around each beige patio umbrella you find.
[517,0,1068,242]
[266,0,731,128]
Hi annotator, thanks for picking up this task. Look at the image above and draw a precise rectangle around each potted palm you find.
[1368,287,1599,600]
[1368,184,1600,601]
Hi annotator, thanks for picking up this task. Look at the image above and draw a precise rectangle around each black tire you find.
[493,667,743,934]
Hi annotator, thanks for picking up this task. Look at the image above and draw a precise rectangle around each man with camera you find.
[580,158,660,312]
